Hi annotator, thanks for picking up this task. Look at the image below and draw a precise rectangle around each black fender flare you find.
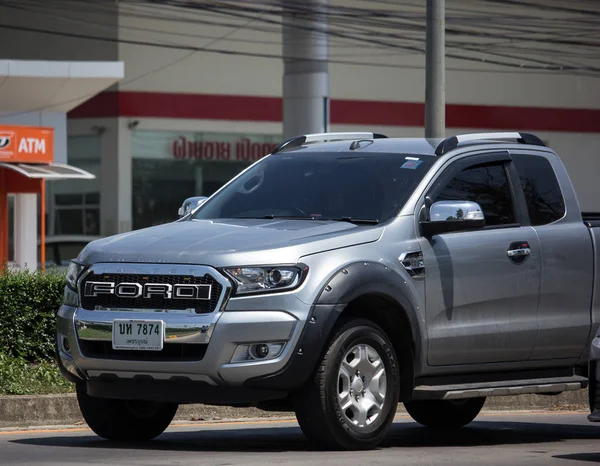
[244,261,422,393]
[316,261,421,345]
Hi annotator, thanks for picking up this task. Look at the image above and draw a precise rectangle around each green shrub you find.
[0,268,66,362]
[0,353,73,395]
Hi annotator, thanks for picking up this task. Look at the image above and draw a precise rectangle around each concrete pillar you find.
[100,118,132,236]
[14,193,37,270]
[425,0,446,139]
[282,0,329,140]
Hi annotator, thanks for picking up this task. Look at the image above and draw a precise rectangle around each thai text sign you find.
[172,136,279,162]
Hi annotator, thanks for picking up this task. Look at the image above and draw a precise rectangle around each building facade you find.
[2,1,599,244]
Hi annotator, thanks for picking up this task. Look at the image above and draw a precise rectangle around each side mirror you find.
[420,200,485,237]
[177,196,208,218]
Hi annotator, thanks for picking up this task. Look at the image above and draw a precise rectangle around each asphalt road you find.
[2,411,600,465]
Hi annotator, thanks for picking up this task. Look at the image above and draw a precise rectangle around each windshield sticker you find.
[401,160,423,170]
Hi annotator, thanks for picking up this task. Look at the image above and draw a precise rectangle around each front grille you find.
[80,272,223,314]
[79,340,208,362]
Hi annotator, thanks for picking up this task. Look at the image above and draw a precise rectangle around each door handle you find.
[507,247,531,257]
[507,241,531,263]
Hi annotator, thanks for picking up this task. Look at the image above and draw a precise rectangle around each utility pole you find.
[425,0,445,139]
[282,0,329,140]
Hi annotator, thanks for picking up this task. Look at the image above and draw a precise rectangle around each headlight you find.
[66,261,86,291]
[223,265,307,295]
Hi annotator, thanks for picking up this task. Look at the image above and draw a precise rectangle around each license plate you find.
[112,319,165,351]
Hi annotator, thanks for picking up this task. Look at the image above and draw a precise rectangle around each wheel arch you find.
[244,261,422,401]
[316,262,421,400]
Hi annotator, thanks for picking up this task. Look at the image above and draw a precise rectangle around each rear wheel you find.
[76,383,178,441]
[404,397,486,429]
[294,318,400,450]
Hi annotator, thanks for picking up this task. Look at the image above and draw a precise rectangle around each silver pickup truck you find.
[56,131,600,450]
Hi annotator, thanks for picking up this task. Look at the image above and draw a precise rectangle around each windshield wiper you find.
[234,215,379,224]
[238,215,318,220]
[328,217,380,225]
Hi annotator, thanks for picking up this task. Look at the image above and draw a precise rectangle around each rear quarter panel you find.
[581,224,600,363]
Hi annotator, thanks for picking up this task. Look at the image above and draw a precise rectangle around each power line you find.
[2,21,597,76]
[2,0,400,50]
[481,0,600,17]
[2,0,600,101]
[0,0,598,120]
[148,0,600,59]
[144,0,600,71]
[7,0,600,60]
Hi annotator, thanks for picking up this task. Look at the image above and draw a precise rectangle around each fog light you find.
[254,344,269,359]
[230,342,285,363]
[62,336,71,354]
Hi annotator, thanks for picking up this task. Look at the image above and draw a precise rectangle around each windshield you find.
[191,151,435,223]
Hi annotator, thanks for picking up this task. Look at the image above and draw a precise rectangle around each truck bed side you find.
[583,212,600,362]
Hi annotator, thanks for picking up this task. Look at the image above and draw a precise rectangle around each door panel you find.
[422,227,541,366]
[419,155,542,367]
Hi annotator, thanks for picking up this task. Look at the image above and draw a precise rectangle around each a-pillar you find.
[14,193,38,270]
[100,118,132,236]
[282,0,329,140]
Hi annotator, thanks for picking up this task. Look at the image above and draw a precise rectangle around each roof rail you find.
[271,132,388,154]
[434,132,546,156]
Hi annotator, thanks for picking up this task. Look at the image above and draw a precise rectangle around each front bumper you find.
[57,280,312,403]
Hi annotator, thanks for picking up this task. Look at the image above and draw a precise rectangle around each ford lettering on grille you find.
[79,272,222,313]
[84,282,212,300]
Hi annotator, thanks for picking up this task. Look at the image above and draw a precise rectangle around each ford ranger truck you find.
[56,131,600,450]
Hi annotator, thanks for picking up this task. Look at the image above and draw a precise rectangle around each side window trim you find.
[423,151,523,231]
[505,161,531,226]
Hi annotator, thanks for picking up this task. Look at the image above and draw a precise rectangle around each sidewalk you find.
[0,389,589,429]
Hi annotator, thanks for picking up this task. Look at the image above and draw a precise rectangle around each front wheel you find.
[404,397,486,429]
[76,384,178,441]
[294,318,400,450]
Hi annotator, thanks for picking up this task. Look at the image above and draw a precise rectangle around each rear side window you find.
[512,155,565,226]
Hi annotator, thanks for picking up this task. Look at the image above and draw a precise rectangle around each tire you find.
[404,397,486,429]
[294,318,400,451]
[76,383,178,441]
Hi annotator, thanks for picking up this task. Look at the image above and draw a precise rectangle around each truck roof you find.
[279,137,442,156]
[272,131,548,157]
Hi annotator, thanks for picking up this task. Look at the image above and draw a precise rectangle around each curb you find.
[0,389,590,429]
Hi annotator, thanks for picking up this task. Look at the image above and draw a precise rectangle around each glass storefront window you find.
[131,131,281,230]
[47,134,101,236]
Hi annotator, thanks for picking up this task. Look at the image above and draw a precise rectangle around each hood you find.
[79,218,383,267]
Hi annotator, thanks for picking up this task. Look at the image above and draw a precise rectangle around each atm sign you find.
[0,126,54,163]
